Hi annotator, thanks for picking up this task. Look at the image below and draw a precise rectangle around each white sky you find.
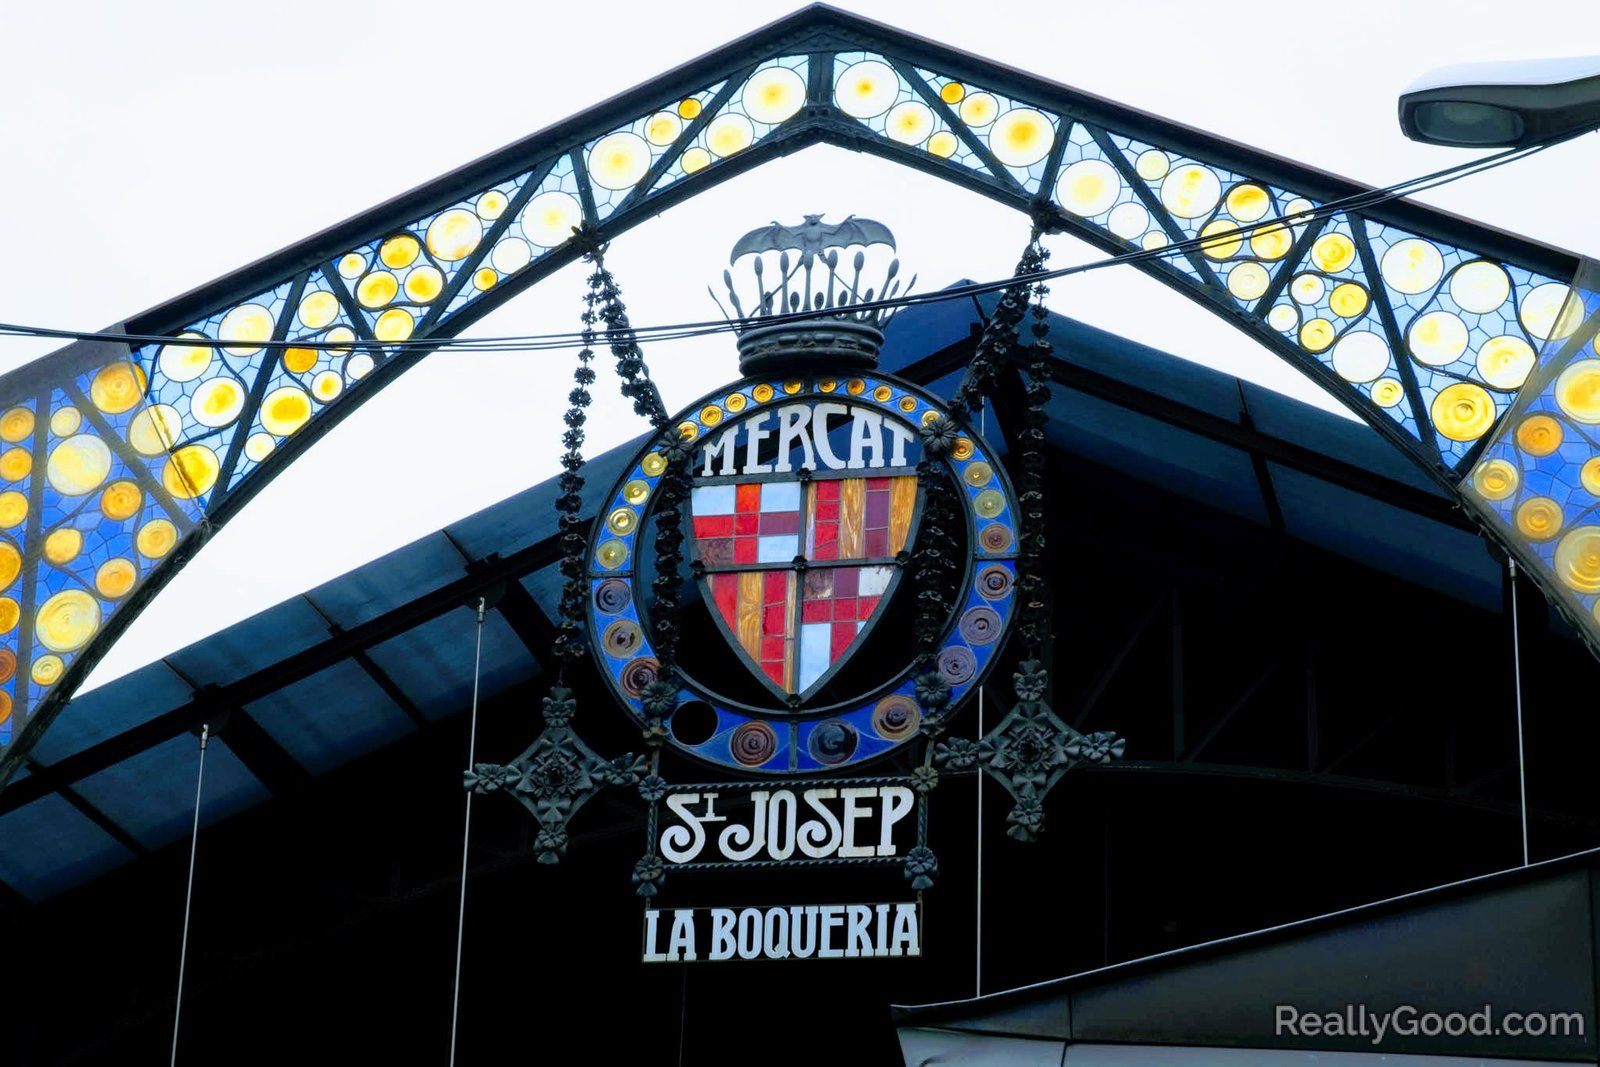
[0,0,1596,692]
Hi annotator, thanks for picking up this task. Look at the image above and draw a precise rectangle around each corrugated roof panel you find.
[72,734,270,849]
[166,596,330,689]
[33,660,193,766]
[1241,382,1446,496]
[1045,391,1269,524]
[0,793,135,901]
[306,532,469,630]
[1268,463,1499,610]
[365,609,538,720]
[1051,317,1247,424]
[244,660,416,774]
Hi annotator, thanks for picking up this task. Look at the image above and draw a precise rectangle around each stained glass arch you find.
[0,4,1592,784]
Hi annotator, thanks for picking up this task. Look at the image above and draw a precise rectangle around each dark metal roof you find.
[0,291,1505,904]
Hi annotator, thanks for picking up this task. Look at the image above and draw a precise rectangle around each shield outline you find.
[686,403,926,707]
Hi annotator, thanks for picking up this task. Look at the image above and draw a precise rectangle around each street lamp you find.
[1398,56,1600,147]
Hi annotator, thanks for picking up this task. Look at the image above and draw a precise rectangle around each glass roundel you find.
[585,373,1019,774]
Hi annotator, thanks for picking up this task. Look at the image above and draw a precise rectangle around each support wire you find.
[448,597,488,1066]
[1509,559,1529,866]
[170,723,209,1067]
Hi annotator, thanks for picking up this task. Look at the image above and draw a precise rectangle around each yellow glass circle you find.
[681,147,712,174]
[100,480,142,522]
[989,108,1053,167]
[127,404,181,456]
[1379,239,1444,295]
[374,308,415,342]
[959,92,998,127]
[522,191,583,248]
[90,361,146,415]
[1517,497,1564,541]
[1516,414,1563,456]
[244,433,275,462]
[886,100,934,145]
[899,396,917,412]
[96,558,137,599]
[490,238,531,276]
[157,333,214,384]
[700,405,723,427]
[1299,318,1335,353]
[677,421,699,441]
[137,518,177,559]
[476,190,508,220]
[472,268,497,291]
[872,385,893,402]
[337,253,366,279]
[1227,263,1270,302]
[1268,304,1299,332]
[588,131,652,191]
[298,289,340,329]
[0,408,33,444]
[927,130,958,158]
[1134,150,1169,181]
[845,378,865,395]
[1371,378,1405,408]
[192,376,245,428]
[312,371,343,402]
[1290,273,1325,304]
[1310,233,1356,274]
[1160,164,1221,219]
[1330,331,1389,382]
[623,480,650,505]
[1329,282,1369,318]
[819,379,838,393]
[921,410,941,427]
[1430,382,1495,442]
[974,489,1005,518]
[283,347,318,374]
[752,383,776,403]
[37,589,100,653]
[1141,231,1167,252]
[1407,310,1468,366]
[1555,526,1600,593]
[0,491,26,528]
[50,408,80,437]
[725,393,747,413]
[1450,260,1510,313]
[607,507,638,535]
[1199,221,1242,261]
[162,444,219,499]
[426,208,483,262]
[597,539,629,570]
[219,303,275,357]
[1108,202,1148,240]
[1249,223,1293,260]
[1583,457,1600,496]
[1521,282,1583,341]
[324,326,354,350]
[1477,335,1535,390]
[964,461,993,487]
[47,434,112,496]
[31,655,63,686]
[1472,458,1519,501]
[0,597,16,633]
[743,65,805,124]
[835,60,898,119]
[781,379,803,395]
[678,97,702,120]
[345,354,374,380]
[0,449,30,482]
[940,82,965,104]
[0,543,17,589]
[641,452,667,476]
[44,527,82,565]
[707,113,754,158]
[356,270,399,309]
[380,234,421,269]
[1225,183,1271,222]
[1556,359,1600,424]
[401,264,443,304]
[645,111,682,146]
[952,437,974,460]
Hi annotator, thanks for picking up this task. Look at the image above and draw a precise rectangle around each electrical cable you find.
[170,723,209,1067]
[0,138,1568,358]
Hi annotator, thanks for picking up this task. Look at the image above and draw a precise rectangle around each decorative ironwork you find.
[1,6,1592,794]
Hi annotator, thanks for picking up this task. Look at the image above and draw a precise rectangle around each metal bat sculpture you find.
[729,214,896,263]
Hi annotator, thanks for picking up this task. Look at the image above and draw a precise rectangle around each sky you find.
[0,0,1596,691]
